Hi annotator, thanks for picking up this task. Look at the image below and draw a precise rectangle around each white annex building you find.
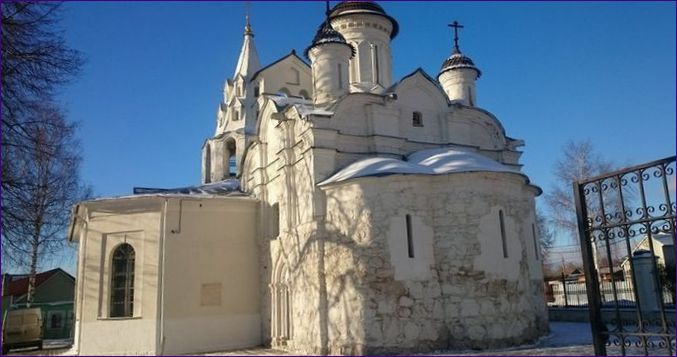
[68,1,549,355]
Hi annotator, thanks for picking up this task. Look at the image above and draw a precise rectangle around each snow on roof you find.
[653,233,675,246]
[319,147,524,186]
[132,179,243,195]
[634,233,675,250]
[407,148,517,174]
[269,94,310,107]
[268,94,333,118]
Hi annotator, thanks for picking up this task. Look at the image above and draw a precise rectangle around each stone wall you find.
[320,172,548,354]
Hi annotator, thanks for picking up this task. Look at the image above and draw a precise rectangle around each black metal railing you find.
[574,156,676,356]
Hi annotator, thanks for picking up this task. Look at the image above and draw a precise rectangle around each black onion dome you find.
[304,20,355,59]
[330,0,386,15]
[329,1,399,39]
[440,51,482,78]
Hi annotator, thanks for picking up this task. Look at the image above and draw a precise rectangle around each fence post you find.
[561,272,569,307]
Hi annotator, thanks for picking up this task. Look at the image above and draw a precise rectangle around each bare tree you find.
[1,2,85,297]
[1,2,82,123]
[2,102,90,304]
[545,140,614,238]
[536,209,555,262]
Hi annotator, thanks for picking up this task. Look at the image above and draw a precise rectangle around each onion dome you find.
[304,19,355,59]
[440,51,481,78]
[329,1,399,39]
[439,21,481,78]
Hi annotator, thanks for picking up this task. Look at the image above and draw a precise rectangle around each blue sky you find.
[49,1,675,271]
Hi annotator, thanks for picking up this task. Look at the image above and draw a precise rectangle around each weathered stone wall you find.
[321,172,548,354]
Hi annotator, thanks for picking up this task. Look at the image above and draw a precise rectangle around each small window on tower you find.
[254,86,260,97]
[373,44,380,84]
[233,110,239,121]
[412,112,423,127]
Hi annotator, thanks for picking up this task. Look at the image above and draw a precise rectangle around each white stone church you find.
[68,1,548,355]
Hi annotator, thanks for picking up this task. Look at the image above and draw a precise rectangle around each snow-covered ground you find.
[435,322,594,356]
[14,322,671,356]
[201,322,595,356]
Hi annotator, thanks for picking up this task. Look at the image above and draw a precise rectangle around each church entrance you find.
[271,260,291,346]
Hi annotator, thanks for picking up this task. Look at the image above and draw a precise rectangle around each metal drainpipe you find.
[158,199,168,355]
[76,215,88,355]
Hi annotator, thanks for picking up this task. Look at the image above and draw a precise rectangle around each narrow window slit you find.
[499,210,508,258]
[406,214,414,258]
[532,223,539,260]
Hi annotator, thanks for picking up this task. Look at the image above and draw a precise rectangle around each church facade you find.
[68,2,548,355]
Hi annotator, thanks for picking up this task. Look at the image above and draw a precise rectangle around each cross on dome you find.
[448,20,464,53]
[244,1,253,36]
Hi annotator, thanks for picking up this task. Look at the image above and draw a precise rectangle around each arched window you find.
[278,87,291,97]
[299,90,309,99]
[226,139,237,177]
[110,244,135,318]
[358,41,371,82]
[371,43,380,84]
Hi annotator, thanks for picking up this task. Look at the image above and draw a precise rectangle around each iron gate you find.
[574,156,676,355]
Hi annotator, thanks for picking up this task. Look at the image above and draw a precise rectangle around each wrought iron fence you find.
[574,156,676,356]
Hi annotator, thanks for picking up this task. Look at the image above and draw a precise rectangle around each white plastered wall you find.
[72,196,260,356]
[161,197,260,355]
[75,200,162,356]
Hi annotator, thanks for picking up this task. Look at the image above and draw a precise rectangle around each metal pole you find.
[573,181,607,356]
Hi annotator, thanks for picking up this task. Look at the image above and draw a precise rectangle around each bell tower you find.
[203,13,261,184]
